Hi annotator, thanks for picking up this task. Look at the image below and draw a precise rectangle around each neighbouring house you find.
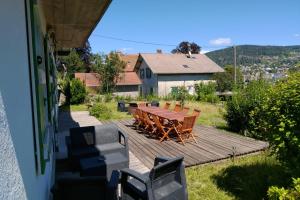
[74,54,141,96]
[134,52,224,96]
[75,73,101,92]
[0,0,111,199]
[116,54,141,97]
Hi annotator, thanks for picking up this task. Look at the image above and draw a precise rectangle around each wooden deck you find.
[102,119,268,169]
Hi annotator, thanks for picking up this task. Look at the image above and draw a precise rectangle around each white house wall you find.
[0,0,54,199]
[157,74,213,96]
[138,60,158,96]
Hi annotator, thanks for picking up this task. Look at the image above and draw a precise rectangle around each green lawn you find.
[60,100,226,126]
[186,152,290,200]
[160,100,226,127]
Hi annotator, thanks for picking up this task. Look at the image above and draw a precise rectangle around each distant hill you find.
[205,45,300,68]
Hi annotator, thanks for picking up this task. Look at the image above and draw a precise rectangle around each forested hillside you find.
[206,45,300,68]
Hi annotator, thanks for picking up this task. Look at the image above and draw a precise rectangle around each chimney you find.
[187,43,192,58]
[156,49,162,54]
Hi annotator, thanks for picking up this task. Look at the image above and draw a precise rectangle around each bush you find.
[104,93,113,102]
[268,178,300,200]
[70,78,86,104]
[89,103,111,120]
[225,79,270,135]
[194,82,219,103]
[250,73,300,171]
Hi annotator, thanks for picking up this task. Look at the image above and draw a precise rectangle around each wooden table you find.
[137,106,188,122]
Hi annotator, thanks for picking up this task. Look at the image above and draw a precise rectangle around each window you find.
[140,69,145,79]
[146,68,152,79]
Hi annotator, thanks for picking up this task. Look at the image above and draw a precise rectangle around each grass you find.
[186,152,291,200]
[60,100,226,127]
[160,100,226,127]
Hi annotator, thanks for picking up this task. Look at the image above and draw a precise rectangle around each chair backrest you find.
[151,101,160,107]
[181,115,197,131]
[192,109,201,118]
[70,126,96,148]
[94,124,119,145]
[143,112,152,124]
[138,102,147,107]
[149,157,187,199]
[174,104,182,112]
[152,115,164,132]
[182,107,190,114]
[163,102,171,110]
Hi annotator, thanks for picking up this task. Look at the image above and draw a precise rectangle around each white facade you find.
[0,0,56,199]
[138,60,214,96]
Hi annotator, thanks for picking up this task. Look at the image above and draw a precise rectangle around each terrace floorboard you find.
[102,119,269,169]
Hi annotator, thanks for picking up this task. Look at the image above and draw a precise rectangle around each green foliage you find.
[92,52,126,93]
[225,79,270,134]
[194,82,219,103]
[170,86,188,107]
[206,45,300,68]
[89,103,111,120]
[70,78,86,104]
[103,93,113,102]
[249,73,300,171]
[213,65,243,92]
[268,178,300,200]
[57,74,71,104]
[171,41,201,54]
[60,49,85,75]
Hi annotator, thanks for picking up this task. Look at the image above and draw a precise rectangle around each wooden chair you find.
[182,107,190,114]
[134,109,145,129]
[163,102,171,110]
[174,115,197,145]
[192,109,201,119]
[152,115,174,142]
[142,112,156,135]
[138,102,147,107]
[173,104,182,112]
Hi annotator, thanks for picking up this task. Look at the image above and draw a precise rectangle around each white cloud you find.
[201,49,210,54]
[119,47,133,53]
[294,33,300,37]
[209,38,232,46]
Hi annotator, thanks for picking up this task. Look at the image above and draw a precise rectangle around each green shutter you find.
[29,2,49,174]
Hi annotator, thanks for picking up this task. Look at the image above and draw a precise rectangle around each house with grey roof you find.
[134,52,224,96]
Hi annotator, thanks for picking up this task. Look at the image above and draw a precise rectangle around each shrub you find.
[250,73,300,171]
[268,178,300,200]
[225,79,270,135]
[104,93,113,102]
[70,78,86,104]
[89,103,111,120]
[194,82,219,103]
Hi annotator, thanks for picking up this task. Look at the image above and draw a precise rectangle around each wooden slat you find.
[108,119,269,168]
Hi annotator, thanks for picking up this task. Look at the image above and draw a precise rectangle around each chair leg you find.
[174,127,185,145]
[190,132,197,143]
[159,128,173,142]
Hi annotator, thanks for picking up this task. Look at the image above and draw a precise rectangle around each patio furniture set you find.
[133,102,201,145]
[53,123,188,200]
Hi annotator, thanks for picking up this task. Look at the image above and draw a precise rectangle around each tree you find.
[92,51,126,93]
[60,49,85,75]
[171,41,201,54]
[75,41,92,72]
[213,65,243,92]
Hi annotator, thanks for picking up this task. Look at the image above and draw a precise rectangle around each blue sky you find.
[89,0,300,54]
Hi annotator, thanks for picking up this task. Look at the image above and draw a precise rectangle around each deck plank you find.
[109,119,268,168]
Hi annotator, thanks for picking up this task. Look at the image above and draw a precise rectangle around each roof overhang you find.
[40,0,112,49]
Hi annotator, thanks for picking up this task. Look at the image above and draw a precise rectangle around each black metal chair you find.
[120,156,188,200]
[118,101,126,112]
[150,101,159,107]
